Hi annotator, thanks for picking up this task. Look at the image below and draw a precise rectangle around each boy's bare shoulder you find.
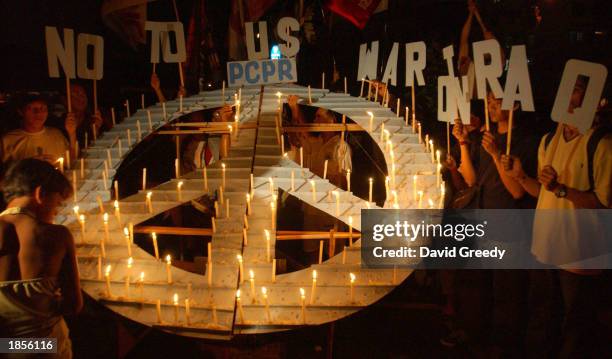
[39,223,74,246]
[0,219,18,253]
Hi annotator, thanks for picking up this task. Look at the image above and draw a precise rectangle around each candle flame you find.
[300,288,305,297]
[177,181,184,189]
[123,227,129,237]
[261,287,267,296]
[264,229,270,240]
[173,293,179,305]
[350,272,356,283]
[103,212,109,222]
[151,232,157,240]
[221,163,226,169]
[366,111,373,118]
[105,265,111,276]
[249,269,254,280]
[236,289,241,299]
[369,177,373,183]
[140,272,144,281]
[79,214,85,223]
[348,216,353,225]
[127,257,133,268]
[165,254,171,264]
[428,199,434,208]
[236,254,243,262]
[146,192,152,199]
[312,270,317,280]
[73,206,79,215]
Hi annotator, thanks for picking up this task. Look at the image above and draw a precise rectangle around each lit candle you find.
[291,170,295,191]
[270,201,276,231]
[413,175,418,200]
[177,181,183,201]
[430,140,435,163]
[127,129,132,147]
[367,111,374,132]
[125,257,133,298]
[137,120,142,142]
[349,272,356,302]
[80,158,84,179]
[151,232,159,260]
[113,199,121,225]
[436,149,441,166]
[249,269,255,299]
[272,259,276,283]
[310,180,316,201]
[342,246,347,264]
[322,72,325,89]
[146,191,153,213]
[221,163,226,188]
[107,149,112,167]
[246,193,251,215]
[237,254,244,283]
[300,288,306,323]
[405,106,409,126]
[249,173,254,195]
[97,256,102,279]
[310,270,317,304]
[392,190,399,207]
[175,158,180,179]
[308,85,312,104]
[396,98,400,117]
[236,290,245,323]
[166,255,172,284]
[111,107,116,126]
[418,123,422,143]
[125,99,130,118]
[439,183,446,208]
[368,178,373,203]
[262,287,271,322]
[79,214,86,242]
[212,216,217,233]
[265,229,271,263]
[333,190,340,216]
[323,160,328,179]
[348,216,354,247]
[360,78,365,97]
[179,94,183,112]
[57,157,64,173]
[173,293,179,324]
[318,240,324,264]
[156,299,162,323]
[104,265,112,297]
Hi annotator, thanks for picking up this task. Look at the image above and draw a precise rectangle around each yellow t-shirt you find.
[531,127,612,268]
[1,127,69,164]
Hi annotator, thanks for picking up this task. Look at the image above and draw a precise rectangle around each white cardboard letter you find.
[381,42,399,86]
[77,33,104,80]
[245,21,270,60]
[501,45,534,111]
[438,76,470,123]
[551,59,607,134]
[473,39,504,99]
[277,17,300,58]
[45,26,76,79]
[357,41,379,81]
[405,41,426,86]
[145,21,186,63]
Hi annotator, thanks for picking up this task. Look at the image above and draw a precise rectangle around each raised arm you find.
[458,4,475,72]
[453,119,477,186]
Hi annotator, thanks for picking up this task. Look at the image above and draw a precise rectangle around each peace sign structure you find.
[62,84,441,339]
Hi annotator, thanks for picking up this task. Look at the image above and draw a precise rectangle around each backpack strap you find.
[586,126,609,191]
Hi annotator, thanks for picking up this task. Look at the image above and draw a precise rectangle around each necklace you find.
[0,207,39,220]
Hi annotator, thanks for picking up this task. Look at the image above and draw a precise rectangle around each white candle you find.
[179,94,183,112]
[310,270,317,304]
[80,158,84,179]
[184,298,190,325]
[272,259,276,283]
[237,254,244,283]
[114,180,119,202]
[270,201,276,231]
[102,212,109,241]
[106,149,112,168]
[268,177,274,195]
[111,107,116,126]
[322,72,325,89]
[246,193,251,215]
[430,140,435,163]
[396,99,400,117]
[300,288,306,323]
[127,129,132,147]
[166,255,172,284]
[265,229,271,263]
[117,139,123,158]
[405,106,409,126]
[291,170,295,191]
[142,168,147,190]
[136,120,142,142]
[249,173,254,195]
[308,85,312,104]
[342,246,347,264]
[207,261,213,287]
[177,181,183,201]
[151,232,159,259]
[147,110,153,131]
[79,214,86,242]
[346,170,351,192]
[323,160,328,179]
[57,157,64,173]
[333,190,340,216]
[369,178,373,203]
[413,175,418,200]
[418,123,422,143]
[310,180,316,202]
[211,216,216,233]
[221,162,226,188]
[203,165,209,191]
[125,257,133,298]
[367,111,374,132]
[104,265,112,297]
[318,240,324,264]
[236,290,245,323]
[300,147,304,167]
[72,171,77,202]
[348,216,354,247]
[360,78,365,97]
[262,287,271,322]
[156,299,162,323]
[123,226,132,257]
[225,197,230,218]
[418,191,424,209]
[125,99,130,118]
[146,191,153,213]
[173,293,179,324]
[349,272,356,302]
[175,158,180,178]
[249,269,255,298]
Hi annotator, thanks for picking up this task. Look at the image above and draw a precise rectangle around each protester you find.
[0,158,82,358]
[62,83,107,149]
[502,78,611,358]
[1,94,71,166]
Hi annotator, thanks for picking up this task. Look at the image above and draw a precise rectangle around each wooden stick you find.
[485,95,490,131]
[447,121,451,157]
[92,79,98,113]
[506,109,514,156]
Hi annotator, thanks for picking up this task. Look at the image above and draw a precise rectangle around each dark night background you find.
[0,0,610,358]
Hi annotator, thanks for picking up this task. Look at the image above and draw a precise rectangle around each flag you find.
[325,0,382,29]
[101,0,150,49]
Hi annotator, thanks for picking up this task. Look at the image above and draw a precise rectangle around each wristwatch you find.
[554,184,568,198]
